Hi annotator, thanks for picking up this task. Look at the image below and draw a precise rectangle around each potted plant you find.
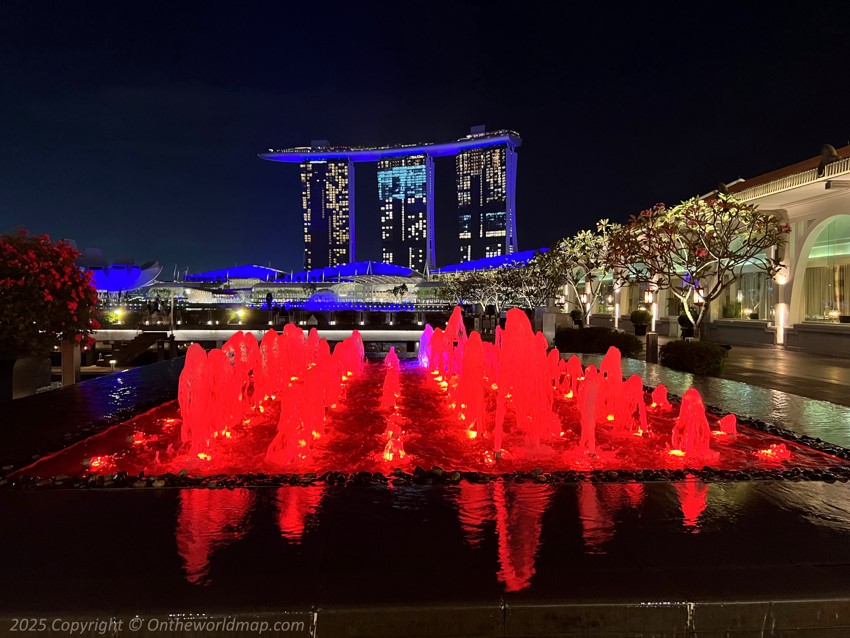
[0,230,99,401]
[569,308,584,328]
[678,313,695,339]
[630,309,652,336]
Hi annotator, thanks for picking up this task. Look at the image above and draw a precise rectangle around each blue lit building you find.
[377,154,434,272]
[300,158,353,270]
[456,129,519,261]
[259,129,521,271]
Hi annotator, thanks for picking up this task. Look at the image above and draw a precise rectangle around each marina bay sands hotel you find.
[259,127,521,272]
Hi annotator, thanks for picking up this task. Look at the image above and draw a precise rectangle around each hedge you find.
[659,340,729,376]
[553,327,643,358]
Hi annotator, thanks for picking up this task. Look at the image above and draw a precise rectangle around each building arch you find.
[790,213,850,324]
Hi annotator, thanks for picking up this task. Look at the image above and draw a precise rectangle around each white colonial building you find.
[589,145,850,357]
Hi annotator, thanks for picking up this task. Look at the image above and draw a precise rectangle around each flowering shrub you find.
[0,230,99,356]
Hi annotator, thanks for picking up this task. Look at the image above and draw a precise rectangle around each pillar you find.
[61,340,81,386]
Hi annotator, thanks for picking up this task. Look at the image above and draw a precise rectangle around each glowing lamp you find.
[693,286,705,306]
[643,290,654,304]
[606,294,614,304]
[580,293,588,304]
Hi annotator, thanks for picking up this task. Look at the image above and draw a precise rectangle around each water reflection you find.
[578,483,615,553]
[578,483,647,552]
[276,485,325,543]
[173,480,850,593]
[176,489,254,585]
[452,482,551,591]
[676,478,709,531]
[492,482,551,592]
[454,483,493,547]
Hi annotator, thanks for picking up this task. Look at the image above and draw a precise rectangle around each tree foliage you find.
[438,269,507,314]
[610,194,790,330]
[551,219,621,321]
[497,249,565,310]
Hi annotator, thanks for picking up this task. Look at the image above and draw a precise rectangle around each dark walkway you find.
[722,344,850,407]
[656,337,850,408]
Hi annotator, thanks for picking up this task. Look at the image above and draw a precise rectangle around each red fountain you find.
[25,305,846,482]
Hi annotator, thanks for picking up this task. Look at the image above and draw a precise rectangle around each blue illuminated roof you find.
[280,261,415,282]
[432,248,548,273]
[184,265,285,283]
[260,130,521,163]
[86,263,163,292]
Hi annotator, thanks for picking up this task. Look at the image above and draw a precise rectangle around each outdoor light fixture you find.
[580,293,588,304]
[109,359,117,372]
[643,290,654,304]
[606,294,614,304]
[693,286,705,306]
[774,266,789,286]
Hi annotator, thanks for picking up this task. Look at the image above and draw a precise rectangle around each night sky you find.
[2,2,849,274]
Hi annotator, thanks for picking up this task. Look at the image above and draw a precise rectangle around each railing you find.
[735,156,850,202]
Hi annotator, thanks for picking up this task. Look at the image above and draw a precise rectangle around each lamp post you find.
[773,266,789,345]
[644,286,658,333]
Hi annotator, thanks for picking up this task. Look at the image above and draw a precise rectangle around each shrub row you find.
[553,327,643,358]
[659,340,729,376]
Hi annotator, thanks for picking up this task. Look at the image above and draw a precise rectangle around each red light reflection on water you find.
[579,483,616,553]
[452,481,551,592]
[175,489,253,585]
[454,483,493,547]
[276,486,325,543]
[676,479,709,531]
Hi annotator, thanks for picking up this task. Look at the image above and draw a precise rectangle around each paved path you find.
[720,344,850,408]
[654,337,850,408]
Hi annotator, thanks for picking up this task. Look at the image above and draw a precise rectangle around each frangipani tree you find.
[610,194,790,334]
[498,249,566,311]
[439,269,507,315]
[553,219,621,322]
